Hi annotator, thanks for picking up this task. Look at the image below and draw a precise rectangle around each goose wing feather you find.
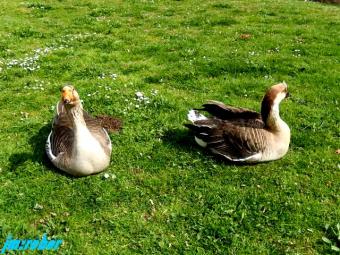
[49,102,74,158]
[185,119,268,161]
[83,111,112,155]
[201,100,264,128]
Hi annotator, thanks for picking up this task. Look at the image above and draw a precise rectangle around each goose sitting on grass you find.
[185,82,290,163]
[46,85,118,176]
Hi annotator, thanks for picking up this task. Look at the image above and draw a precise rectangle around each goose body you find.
[185,82,290,163]
[46,86,112,176]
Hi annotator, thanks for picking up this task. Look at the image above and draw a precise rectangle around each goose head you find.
[261,82,289,127]
[60,85,81,109]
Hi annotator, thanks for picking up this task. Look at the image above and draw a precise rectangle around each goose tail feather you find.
[187,110,207,123]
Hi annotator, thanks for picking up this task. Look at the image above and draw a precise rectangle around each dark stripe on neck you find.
[261,94,273,124]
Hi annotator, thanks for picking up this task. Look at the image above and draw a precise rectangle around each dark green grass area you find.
[0,0,339,254]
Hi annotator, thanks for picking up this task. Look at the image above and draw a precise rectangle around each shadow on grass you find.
[162,128,198,152]
[162,127,227,164]
[162,127,261,166]
[8,123,71,177]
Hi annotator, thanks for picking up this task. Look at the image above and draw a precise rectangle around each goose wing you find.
[47,102,74,158]
[83,111,112,155]
[201,100,264,128]
[185,119,268,161]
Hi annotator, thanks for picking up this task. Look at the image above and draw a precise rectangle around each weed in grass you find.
[322,223,340,252]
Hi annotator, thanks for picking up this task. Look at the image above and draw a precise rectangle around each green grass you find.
[0,0,339,254]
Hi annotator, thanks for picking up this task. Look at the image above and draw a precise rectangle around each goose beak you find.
[62,90,74,105]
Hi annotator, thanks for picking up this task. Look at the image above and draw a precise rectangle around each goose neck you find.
[261,94,285,131]
[264,105,283,131]
[68,104,86,128]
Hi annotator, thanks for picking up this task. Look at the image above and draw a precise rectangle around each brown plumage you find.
[185,82,291,162]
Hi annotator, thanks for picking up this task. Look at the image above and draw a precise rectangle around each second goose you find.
[185,82,291,163]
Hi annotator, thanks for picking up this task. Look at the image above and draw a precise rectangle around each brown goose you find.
[185,82,290,162]
[46,85,112,176]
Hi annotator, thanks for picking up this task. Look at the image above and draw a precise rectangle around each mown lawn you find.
[0,0,339,254]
